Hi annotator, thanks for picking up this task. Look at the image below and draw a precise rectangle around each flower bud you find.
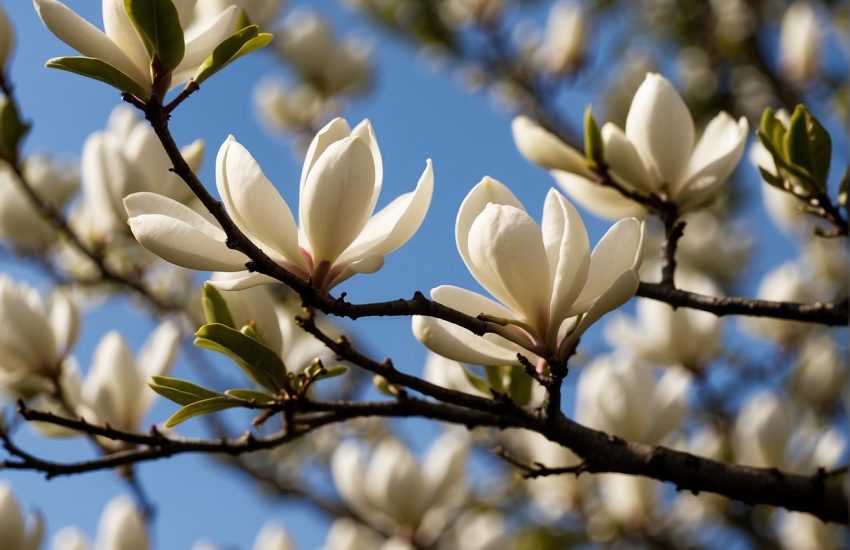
[94,496,147,550]
[0,483,43,550]
[537,1,586,75]
[779,2,820,82]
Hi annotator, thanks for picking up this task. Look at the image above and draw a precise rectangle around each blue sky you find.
[0,0,840,548]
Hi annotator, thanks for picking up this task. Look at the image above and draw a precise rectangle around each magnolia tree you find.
[0,0,847,548]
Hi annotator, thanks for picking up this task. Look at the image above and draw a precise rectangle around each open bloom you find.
[125,118,433,291]
[413,178,643,365]
[34,0,240,98]
[513,73,748,217]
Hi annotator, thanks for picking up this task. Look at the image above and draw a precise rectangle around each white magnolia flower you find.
[94,496,148,550]
[34,0,240,98]
[413,178,643,366]
[448,511,508,550]
[0,276,79,398]
[252,521,294,550]
[71,322,180,437]
[0,155,78,252]
[536,1,586,75]
[125,118,434,291]
[422,352,488,397]
[513,73,748,217]
[788,332,848,406]
[275,11,371,95]
[53,527,91,550]
[76,106,204,243]
[597,474,657,527]
[742,262,814,346]
[254,81,329,133]
[331,431,468,542]
[0,484,43,550]
[322,518,384,550]
[779,2,820,82]
[194,0,285,30]
[774,510,844,550]
[576,354,690,444]
[733,391,846,472]
[605,273,723,371]
[0,5,14,71]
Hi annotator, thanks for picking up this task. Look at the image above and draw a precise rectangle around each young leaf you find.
[0,98,28,152]
[193,25,273,85]
[583,105,604,166]
[224,389,275,403]
[784,105,814,178]
[201,283,234,327]
[484,365,506,393]
[149,376,222,406]
[462,367,492,396]
[165,396,245,427]
[195,323,288,392]
[46,56,149,100]
[507,367,533,406]
[124,0,185,74]
[316,365,349,380]
[803,107,831,190]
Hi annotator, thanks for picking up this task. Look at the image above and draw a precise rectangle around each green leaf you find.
[758,167,785,190]
[507,367,533,406]
[316,365,349,380]
[484,365,506,393]
[757,129,814,187]
[46,56,149,99]
[201,283,234,327]
[583,105,603,165]
[759,108,776,144]
[0,98,28,152]
[804,107,831,190]
[784,105,814,177]
[149,376,222,406]
[224,389,275,403]
[193,26,272,85]
[124,0,185,74]
[462,367,492,396]
[165,396,244,427]
[195,323,287,392]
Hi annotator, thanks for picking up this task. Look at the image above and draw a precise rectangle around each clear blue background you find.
[0,1,836,548]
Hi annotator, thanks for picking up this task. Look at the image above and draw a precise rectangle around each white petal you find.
[601,123,656,192]
[94,497,148,550]
[135,321,181,420]
[206,271,279,291]
[676,113,749,206]
[542,190,590,335]
[335,159,433,266]
[511,116,593,177]
[216,136,305,271]
[567,267,640,348]
[412,315,520,368]
[351,119,384,213]
[644,367,691,443]
[34,0,150,91]
[172,5,239,85]
[127,212,247,271]
[570,218,643,315]
[625,73,694,187]
[48,290,79,355]
[468,204,551,328]
[300,117,351,192]
[101,0,149,78]
[455,176,524,287]
[300,136,376,264]
[552,171,645,220]
[0,485,26,550]
[83,331,138,428]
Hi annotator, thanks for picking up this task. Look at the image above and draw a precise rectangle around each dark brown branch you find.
[494,446,588,479]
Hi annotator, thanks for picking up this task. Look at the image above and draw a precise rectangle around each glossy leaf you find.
[224,389,275,402]
[193,25,272,85]
[46,56,149,99]
[124,0,185,73]
[201,283,234,327]
[195,323,287,391]
[165,396,244,427]
[149,376,222,406]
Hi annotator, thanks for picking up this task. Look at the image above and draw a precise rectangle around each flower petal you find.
[412,316,521,367]
[625,73,694,187]
[455,177,524,287]
[300,136,376,264]
[351,119,383,214]
[206,271,279,291]
[542,190,590,336]
[34,0,149,90]
[101,0,149,79]
[124,192,247,271]
[300,117,351,192]
[216,136,305,271]
[335,159,433,266]
[676,113,749,207]
[171,5,239,86]
[468,204,552,328]
[552,171,645,220]
[512,116,593,177]
[569,217,643,315]
[602,123,656,193]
